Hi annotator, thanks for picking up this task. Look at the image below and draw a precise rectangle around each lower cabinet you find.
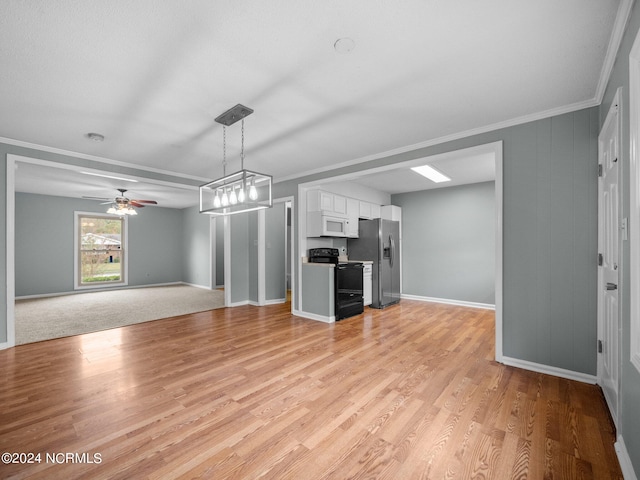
[363,263,373,306]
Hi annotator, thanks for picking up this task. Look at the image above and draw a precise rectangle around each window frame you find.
[74,211,129,290]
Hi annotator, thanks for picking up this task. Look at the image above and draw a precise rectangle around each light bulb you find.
[248,178,258,201]
[221,189,229,206]
[107,206,116,214]
[213,191,221,208]
[229,187,237,205]
[129,208,137,215]
[238,186,246,203]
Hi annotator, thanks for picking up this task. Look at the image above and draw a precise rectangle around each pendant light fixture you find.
[200,104,273,216]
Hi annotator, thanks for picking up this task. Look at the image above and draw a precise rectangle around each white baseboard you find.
[615,435,638,480]
[264,298,286,305]
[401,294,495,310]
[292,309,335,323]
[500,355,597,384]
[181,282,215,290]
[229,300,251,307]
[15,281,185,300]
[0,341,13,350]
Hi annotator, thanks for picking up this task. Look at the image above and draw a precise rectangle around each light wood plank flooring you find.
[0,300,621,479]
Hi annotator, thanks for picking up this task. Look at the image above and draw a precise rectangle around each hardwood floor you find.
[0,300,621,479]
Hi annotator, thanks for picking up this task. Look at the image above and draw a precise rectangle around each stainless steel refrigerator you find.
[347,218,400,308]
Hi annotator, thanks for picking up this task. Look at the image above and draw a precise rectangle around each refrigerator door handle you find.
[389,234,395,268]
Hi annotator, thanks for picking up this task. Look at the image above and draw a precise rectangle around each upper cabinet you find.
[308,190,347,218]
[346,197,359,238]
[306,188,383,238]
[359,201,381,220]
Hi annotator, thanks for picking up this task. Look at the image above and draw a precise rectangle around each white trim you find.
[501,356,598,385]
[264,298,286,305]
[278,103,593,184]
[229,300,250,307]
[494,141,504,362]
[74,211,129,290]
[10,154,199,193]
[15,281,187,300]
[5,156,16,349]
[629,27,640,373]
[292,309,335,323]
[271,196,295,312]
[595,0,635,103]
[400,294,495,310]
[223,216,231,307]
[258,209,266,306]
[209,217,217,288]
[615,435,639,480]
[1,138,209,183]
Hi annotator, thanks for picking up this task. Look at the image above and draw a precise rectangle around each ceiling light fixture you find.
[86,132,105,142]
[107,203,137,216]
[334,37,356,54]
[200,104,272,216]
[411,164,451,183]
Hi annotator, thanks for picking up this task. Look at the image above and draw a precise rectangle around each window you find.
[75,212,128,289]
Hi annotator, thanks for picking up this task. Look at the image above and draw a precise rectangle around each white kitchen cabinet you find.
[359,201,382,219]
[370,203,381,219]
[363,263,372,306]
[346,198,359,237]
[307,189,347,218]
[381,205,401,221]
[333,194,347,215]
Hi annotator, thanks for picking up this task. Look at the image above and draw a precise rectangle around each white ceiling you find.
[0,1,625,206]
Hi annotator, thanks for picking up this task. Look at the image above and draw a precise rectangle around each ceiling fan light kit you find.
[200,104,272,216]
[97,188,157,216]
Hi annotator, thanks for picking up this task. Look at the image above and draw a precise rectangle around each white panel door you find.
[597,94,621,428]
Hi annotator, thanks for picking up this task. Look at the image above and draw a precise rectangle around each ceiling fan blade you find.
[130,201,146,208]
[131,199,158,204]
[82,196,111,201]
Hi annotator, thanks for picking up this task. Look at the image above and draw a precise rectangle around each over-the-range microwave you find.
[307,211,347,237]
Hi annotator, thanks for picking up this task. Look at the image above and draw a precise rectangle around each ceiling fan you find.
[83,188,158,215]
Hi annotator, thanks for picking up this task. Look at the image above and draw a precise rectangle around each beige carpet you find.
[15,284,225,345]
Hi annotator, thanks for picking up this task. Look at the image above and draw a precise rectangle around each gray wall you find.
[215,216,224,286]
[600,0,640,473]
[181,205,210,288]
[265,202,286,301]
[392,181,495,304]
[277,106,599,377]
[229,213,249,304]
[15,192,184,297]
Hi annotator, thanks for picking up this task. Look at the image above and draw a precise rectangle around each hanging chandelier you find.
[199,104,272,216]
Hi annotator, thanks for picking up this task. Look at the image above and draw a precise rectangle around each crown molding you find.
[0,135,209,183]
[276,97,599,184]
[595,0,635,103]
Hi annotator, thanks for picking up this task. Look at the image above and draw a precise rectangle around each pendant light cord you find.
[240,118,245,170]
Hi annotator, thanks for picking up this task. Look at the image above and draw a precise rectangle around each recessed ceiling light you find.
[334,37,355,54]
[86,132,105,142]
[80,171,138,183]
[411,165,451,183]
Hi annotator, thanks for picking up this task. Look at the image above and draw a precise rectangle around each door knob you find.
[606,282,618,290]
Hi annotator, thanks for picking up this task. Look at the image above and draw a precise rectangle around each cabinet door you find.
[370,203,381,219]
[320,191,334,211]
[359,201,371,219]
[333,194,347,215]
[346,198,359,237]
